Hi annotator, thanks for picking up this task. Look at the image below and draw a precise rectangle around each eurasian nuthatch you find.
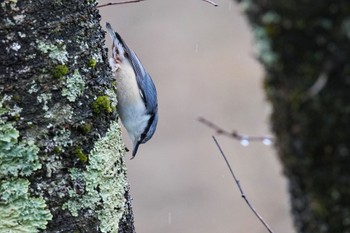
[106,22,158,159]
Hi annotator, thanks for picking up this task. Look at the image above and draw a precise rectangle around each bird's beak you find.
[130,142,140,160]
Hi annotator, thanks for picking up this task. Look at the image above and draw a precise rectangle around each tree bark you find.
[236,0,350,232]
[0,1,135,232]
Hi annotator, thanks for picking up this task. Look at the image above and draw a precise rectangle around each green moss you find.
[81,123,93,134]
[91,96,112,114]
[264,24,280,37]
[74,147,88,162]
[63,122,127,233]
[61,69,85,102]
[53,146,62,154]
[12,94,20,102]
[87,59,97,68]
[11,114,20,122]
[52,65,69,79]
[310,192,330,219]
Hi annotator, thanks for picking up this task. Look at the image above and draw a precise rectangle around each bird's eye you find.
[124,52,129,59]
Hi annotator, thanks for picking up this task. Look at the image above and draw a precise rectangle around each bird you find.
[105,22,158,159]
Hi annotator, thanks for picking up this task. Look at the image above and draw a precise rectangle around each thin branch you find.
[97,0,145,8]
[97,0,218,8]
[199,117,274,146]
[201,0,218,7]
[212,136,275,233]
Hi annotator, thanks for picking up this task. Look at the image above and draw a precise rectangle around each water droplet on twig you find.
[240,138,250,147]
[262,138,272,146]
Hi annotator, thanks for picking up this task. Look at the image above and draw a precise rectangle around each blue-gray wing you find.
[124,46,158,143]
[129,51,158,110]
[128,51,158,143]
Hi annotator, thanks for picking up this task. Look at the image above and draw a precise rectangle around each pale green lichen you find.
[28,80,39,94]
[37,93,52,111]
[10,42,21,51]
[38,128,71,178]
[43,153,63,178]
[342,17,350,39]
[0,179,52,232]
[1,95,22,118]
[0,95,11,115]
[44,103,73,123]
[91,52,103,63]
[63,121,127,233]
[239,0,253,12]
[34,177,68,199]
[8,105,22,117]
[37,40,68,64]
[0,96,52,232]
[1,0,19,10]
[105,88,118,109]
[61,70,85,102]
[252,26,278,66]
[87,0,97,4]
[13,14,25,24]
[53,128,72,149]
[0,120,41,177]
[0,98,40,178]
[262,11,281,24]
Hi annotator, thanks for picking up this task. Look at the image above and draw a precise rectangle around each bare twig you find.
[212,136,275,233]
[201,0,218,7]
[97,0,145,8]
[97,0,218,8]
[199,117,274,146]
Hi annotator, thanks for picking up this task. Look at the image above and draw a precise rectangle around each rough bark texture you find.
[0,0,135,232]
[236,0,350,232]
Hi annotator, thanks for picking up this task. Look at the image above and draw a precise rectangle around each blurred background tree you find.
[236,0,350,232]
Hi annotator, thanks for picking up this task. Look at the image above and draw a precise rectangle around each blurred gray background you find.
[100,0,295,232]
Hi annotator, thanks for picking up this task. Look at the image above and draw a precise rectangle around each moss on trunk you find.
[0,0,135,232]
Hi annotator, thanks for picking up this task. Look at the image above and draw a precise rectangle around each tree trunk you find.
[236,0,350,232]
[0,1,135,232]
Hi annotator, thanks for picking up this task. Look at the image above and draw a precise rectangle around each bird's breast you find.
[114,62,149,137]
